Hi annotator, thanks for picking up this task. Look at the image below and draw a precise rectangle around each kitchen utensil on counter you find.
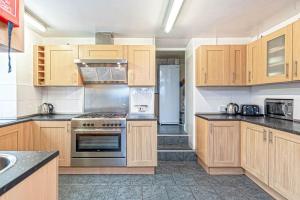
[226,103,239,115]
[240,104,260,116]
[41,103,54,114]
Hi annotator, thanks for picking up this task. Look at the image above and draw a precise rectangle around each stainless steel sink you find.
[0,154,17,174]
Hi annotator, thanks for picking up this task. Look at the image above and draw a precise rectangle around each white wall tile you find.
[0,101,17,119]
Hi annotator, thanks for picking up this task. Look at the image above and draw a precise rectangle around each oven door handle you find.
[72,128,123,134]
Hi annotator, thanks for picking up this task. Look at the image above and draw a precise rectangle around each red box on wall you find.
[0,0,19,27]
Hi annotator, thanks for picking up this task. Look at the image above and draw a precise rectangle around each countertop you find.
[0,114,79,128]
[0,151,59,196]
[126,114,157,121]
[195,113,300,136]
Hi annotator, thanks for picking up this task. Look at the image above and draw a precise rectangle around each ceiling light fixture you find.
[164,0,184,33]
[25,12,47,32]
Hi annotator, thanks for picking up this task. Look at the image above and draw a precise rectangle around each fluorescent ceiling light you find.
[164,0,184,33]
[25,12,47,32]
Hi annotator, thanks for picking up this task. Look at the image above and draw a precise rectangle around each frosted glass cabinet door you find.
[262,26,293,83]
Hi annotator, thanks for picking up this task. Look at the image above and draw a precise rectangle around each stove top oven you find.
[71,115,127,167]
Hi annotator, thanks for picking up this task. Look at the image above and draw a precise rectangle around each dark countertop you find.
[195,113,300,136]
[126,114,157,121]
[0,114,79,128]
[0,151,59,196]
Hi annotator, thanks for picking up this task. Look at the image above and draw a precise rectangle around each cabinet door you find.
[45,45,81,86]
[208,121,240,167]
[262,26,293,83]
[79,45,126,59]
[34,121,71,167]
[0,125,20,150]
[241,122,269,184]
[18,122,34,151]
[293,20,300,80]
[246,40,262,85]
[128,45,155,86]
[269,129,300,200]
[229,45,246,85]
[127,121,157,167]
[198,45,230,86]
[196,118,208,165]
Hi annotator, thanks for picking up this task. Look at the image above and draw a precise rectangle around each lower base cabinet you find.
[127,121,157,167]
[196,118,241,174]
[0,158,58,200]
[33,121,71,167]
[241,122,300,200]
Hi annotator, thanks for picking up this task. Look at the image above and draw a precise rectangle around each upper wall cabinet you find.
[196,45,246,86]
[79,45,127,59]
[261,25,293,83]
[246,39,262,85]
[34,45,82,86]
[0,0,24,52]
[292,20,300,81]
[128,45,156,86]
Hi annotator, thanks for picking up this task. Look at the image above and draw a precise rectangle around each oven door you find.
[71,128,126,158]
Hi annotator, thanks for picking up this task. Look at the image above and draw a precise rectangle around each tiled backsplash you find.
[130,88,154,114]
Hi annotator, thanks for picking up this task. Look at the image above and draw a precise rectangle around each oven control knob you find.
[103,124,106,127]
[87,123,90,127]
[91,123,94,127]
[119,123,122,127]
[83,123,86,127]
[110,124,114,127]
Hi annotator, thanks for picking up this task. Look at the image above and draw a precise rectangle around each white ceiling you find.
[25,0,300,41]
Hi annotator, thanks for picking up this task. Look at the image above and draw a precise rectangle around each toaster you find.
[240,105,260,116]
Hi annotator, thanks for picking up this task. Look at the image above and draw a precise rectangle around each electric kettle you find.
[41,103,54,115]
[226,103,239,115]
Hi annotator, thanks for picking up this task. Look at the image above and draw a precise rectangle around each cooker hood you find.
[75,58,128,84]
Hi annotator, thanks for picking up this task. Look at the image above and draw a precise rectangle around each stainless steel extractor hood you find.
[75,59,128,84]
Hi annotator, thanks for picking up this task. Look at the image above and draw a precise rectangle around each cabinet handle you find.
[263,129,267,142]
[268,130,273,143]
[286,63,289,78]
[204,72,207,83]
[232,72,236,83]
[295,61,298,77]
[248,71,251,83]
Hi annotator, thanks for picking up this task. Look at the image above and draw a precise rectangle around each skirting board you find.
[197,158,244,175]
[59,167,155,175]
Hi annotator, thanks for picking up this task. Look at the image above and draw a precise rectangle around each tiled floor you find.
[158,125,187,135]
[59,161,273,200]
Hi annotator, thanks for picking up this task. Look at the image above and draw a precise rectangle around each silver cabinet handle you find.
[268,130,273,143]
[204,72,207,83]
[263,129,267,142]
[232,72,236,83]
[248,71,251,83]
[295,61,298,77]
[286,63,289,78]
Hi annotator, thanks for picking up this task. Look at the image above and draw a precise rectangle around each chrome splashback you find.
[84,85,129,113]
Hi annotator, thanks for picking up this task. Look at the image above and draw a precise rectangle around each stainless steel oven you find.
[265,98,293,120]
[71,114,127,167]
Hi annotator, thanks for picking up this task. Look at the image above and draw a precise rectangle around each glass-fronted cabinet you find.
[262,26,293,83]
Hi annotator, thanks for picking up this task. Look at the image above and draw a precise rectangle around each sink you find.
[0,154,17,174]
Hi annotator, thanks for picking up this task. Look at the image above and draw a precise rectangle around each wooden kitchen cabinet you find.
[241,122,269,185]
[246,39,262,85]
[127,121,157,167]
[0,0,24,52]
[196,45,230,86]
[79,45,127,59]
[0,124,21,150]
[34,45,82,86]
[18,122,34,151]
[196,118,241,174]
[292,20,300,80]
[261,25,293,83]
[33,121,71,167]
[0,158,58,200]
[128,45,156,86]
[229,45,246,85]
[268,128,300,200]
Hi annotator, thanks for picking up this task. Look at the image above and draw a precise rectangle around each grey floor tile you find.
[212,185,250,200]
[190,185,221,200]
[165,186,196,200]
[116,186,142,200]
[173,174,198,186]
[142,185,169,200]
[131,175,154,185]
[108,175,133,185]
[89,186,119,200]
[59,184,94,200]
[153,174,176,186]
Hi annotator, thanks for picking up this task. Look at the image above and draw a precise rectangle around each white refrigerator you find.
[159,65,180,124]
